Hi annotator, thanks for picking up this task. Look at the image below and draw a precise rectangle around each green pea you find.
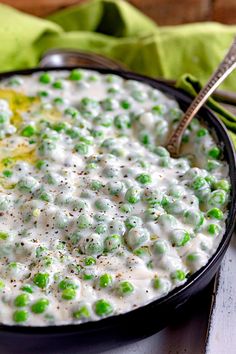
[18,176,38,193]
[125,227,149,250]
[0,279,5,290]
[186,252,199,263]
[101,138,115,149]
[171,270,186,281]
[39,72,52,84]
[184,210,204,228]
[66,128,80,139]
[107,181,123,196]
[192,176,209,190]
[196,128,208,138]
[117,202,131,213]
[39,191,52,203]
[103,166,118,178]
[153,239,169,255]
[83,273,94,281]
[155,120,168,139]
[69,69,83,81]
[104,234,121,252]
[2,169,13,178]
[207,208,223,220]
[94,299,113,317]
[84,257,96,266]
[207,224,221,236]
[107,87,119,95]
[55,211,69,229]
[205,175,217,187]
[14,293,29,307]
[214,179,230,192]
[170,229,190,247]
[158,156,170,167]
[120,100,131,110]
[81,235,103,256]
[35,159,47,170]
[13,310,28,323]
[0,231,9,240]
[152,277,170,292]
[96,224,107,234]
[101,98,119,111]
[38,90,49,97]
[208,146,221,159]
[164,199,185,215]
[77,215,92,229]
[64,107,79,119]
[168,106,182,120]
[153,146,170,157]
[207,160,221,172]
[62,288,77,300]
[208,190,227,208]
[31,299,49,314]
[33,273,49,289]
[90,180,102,191]
[95,198,111,211]
[125,187,140,204]
[139,131,151,145]
[73,305,90,320]
[192,177,211,201]
[52,80,63,89]
[144,207,160,221]
[143,190,162,206]
[116,281,134,296]
[125,216,142,230]
[132,90,147,102]
[53,97,64,105]
[38,139,56,157]
[90,129,104,139]
[21,125,36,137]
[133,246,150,259]
[152,104,165,115]
[7,77,21,87]
[94,213,108,222]
[94,114,112,127]
[80,97,99,115]
[59,278,78,290]
[99,274,113,288]
[21,284,33,294]
[114,114,131,130]
[0,112,8,124]
[158,214,177,229]
[136,173,152,185]
[68,231,82,245]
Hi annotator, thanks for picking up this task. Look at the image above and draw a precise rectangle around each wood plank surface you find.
[1,0,236,24]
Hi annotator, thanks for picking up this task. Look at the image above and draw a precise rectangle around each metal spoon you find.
[166,37,236,157]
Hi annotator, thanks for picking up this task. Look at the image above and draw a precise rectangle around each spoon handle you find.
[166,37,236,157]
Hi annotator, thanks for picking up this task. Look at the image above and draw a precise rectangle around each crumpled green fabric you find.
[0,0,236,144]
[177,74,236,146]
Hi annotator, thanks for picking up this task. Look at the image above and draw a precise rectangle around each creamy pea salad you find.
[0,69,230,326]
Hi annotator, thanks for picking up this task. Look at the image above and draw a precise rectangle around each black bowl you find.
[0,67,235,354]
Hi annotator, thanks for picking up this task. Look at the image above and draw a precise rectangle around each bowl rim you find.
[0,66,235,335]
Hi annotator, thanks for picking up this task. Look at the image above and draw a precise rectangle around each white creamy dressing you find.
[0,70,230,326]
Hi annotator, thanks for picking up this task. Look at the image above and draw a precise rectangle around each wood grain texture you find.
[0,0,83,17]
[206,234,236,354]
[212,0,236,25]
[129,0,211,25]
[1,0,236,24]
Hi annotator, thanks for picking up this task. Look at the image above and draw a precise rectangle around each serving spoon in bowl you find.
[166,37,236,157]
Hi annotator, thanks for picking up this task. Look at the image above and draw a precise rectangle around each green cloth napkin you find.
[0,0,236,143]
[177,74,236,145]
